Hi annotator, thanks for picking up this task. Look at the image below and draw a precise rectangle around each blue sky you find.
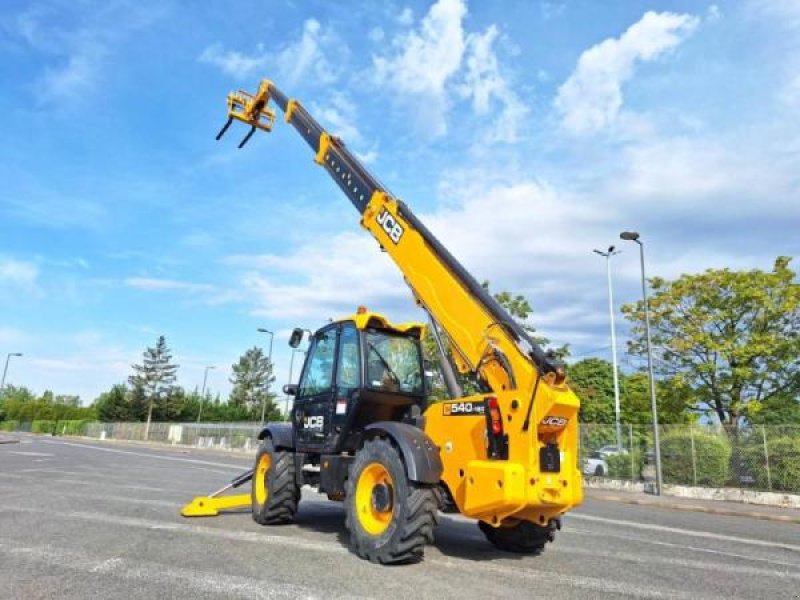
[1,0,798,404]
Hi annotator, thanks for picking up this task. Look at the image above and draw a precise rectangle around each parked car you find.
[583,451,608,477]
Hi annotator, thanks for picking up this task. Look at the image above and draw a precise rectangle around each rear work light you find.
[484,396,508,460]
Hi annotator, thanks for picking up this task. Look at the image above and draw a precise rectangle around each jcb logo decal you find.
[304,416,324,430]
[443,401,485,416]
[540,416,568,427]
[376,208,404,244]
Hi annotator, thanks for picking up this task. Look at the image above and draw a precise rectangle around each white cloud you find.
[373,0,467,136]
[124,277,214,293]
[198,43,267,79]
[459,25,529,143]
[397,7,414,26]
[12,4,163,104]
[554,11,699,135]
[199,19,338,85]
[0,258,39,289]
[373,0,527,142]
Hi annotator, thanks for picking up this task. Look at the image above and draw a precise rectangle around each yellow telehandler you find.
[182,80,582,564]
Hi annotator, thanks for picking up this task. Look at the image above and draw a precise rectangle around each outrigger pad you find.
[180,493,251,518]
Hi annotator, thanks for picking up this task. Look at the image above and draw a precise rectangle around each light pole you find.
[257,328,274,425]
[620,230,662,495]
[594,246,623,451]
[196,365,216,422]
[286,348,306,419]
[1,353,23,391]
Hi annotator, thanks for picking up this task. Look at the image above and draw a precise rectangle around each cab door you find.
[294,325,338,450]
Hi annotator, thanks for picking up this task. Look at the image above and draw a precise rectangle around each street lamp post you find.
[196,365,216,423]
[1,353,23,391]
[257,328,274,425]
[620,230,663,495]
[594,246,623,451]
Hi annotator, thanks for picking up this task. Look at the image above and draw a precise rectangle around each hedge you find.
[31,420,56,434]
[743,436,800,493]
[660,429,731,487]
[58,420,92,436]
[0,420,19,432]
[607,450,643,480]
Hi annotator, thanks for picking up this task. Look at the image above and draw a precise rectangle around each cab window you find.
[336,324,361,390]
[365,330,423,395]
[299,329,336,396]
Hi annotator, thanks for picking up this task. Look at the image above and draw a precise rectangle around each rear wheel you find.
[479,518,559,554]
[251,439,299,525]
[345,437,438,564]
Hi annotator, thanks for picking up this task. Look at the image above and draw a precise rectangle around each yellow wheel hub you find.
[254,453,272,505]
[355,462,395,535]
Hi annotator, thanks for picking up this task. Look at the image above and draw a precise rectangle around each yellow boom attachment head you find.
[215,80,276,148]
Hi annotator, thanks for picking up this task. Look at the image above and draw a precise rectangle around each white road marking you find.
[0,540,332,599]
[6,451,54,457]
[570,513,800,553]
[38,439,249,471]
[0,504,791,597]
[566,527,800,569]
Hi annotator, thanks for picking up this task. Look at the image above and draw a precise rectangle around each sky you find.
[1,0,798,404]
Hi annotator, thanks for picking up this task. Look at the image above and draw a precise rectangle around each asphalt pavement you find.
[0,435,798,599]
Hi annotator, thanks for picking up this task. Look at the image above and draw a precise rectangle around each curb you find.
[589,492,800,525]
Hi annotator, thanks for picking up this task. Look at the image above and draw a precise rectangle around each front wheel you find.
[251,439,300,525]
[479,518,559,554]
[345,437,439,564]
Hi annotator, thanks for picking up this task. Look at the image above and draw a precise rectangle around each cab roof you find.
[334,308,425,337]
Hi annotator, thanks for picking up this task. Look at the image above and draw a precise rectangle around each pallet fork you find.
[181,468,254,517]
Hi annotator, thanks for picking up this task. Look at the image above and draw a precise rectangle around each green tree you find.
[622,257,800,426]
[568,358,615,424]
[568,358,693,424]
[229,347,279,421]
[93,384,131,421]
[129,335,179,437]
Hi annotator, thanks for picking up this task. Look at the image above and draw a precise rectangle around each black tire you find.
[251,439,300,525]
[345,437,438,564]
[594,465,604,477]
[479,518,559,554]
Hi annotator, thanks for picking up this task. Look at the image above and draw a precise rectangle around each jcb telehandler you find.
[182,79,582,564]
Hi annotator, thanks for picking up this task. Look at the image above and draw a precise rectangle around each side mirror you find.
[289,328,305,348]
[283,383,298,396]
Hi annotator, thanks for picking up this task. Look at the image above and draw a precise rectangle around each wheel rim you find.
[254,453,272,505]
[355,462,394,535]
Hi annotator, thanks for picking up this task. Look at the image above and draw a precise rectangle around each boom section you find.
[217,80,564,394]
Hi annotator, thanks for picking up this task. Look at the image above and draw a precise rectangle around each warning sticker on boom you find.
[442,401,485,416]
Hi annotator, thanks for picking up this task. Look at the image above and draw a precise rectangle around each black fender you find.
[257,422,294,450]
[364,422,443,484]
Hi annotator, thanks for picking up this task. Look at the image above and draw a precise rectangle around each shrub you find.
[660,430,731,487]
[0,420,19,432]
[31,420,56,434]
[58,420,92,436]
[743,436,800,493]
[606,450,643,480]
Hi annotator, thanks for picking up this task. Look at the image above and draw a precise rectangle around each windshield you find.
[365,330,424,395]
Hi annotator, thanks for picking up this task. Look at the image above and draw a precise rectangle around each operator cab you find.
[285,307,426,455]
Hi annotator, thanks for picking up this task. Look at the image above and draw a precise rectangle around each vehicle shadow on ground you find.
[293,501,529,563]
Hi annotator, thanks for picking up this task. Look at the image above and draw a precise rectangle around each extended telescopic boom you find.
[216,80,564,398]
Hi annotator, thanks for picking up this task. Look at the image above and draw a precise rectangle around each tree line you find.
[2,257,798,428]
[0,339,282,426]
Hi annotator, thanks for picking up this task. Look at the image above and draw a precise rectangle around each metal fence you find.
[5,419,799,494]
[580,423,800,494]
[83,421,263,451]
